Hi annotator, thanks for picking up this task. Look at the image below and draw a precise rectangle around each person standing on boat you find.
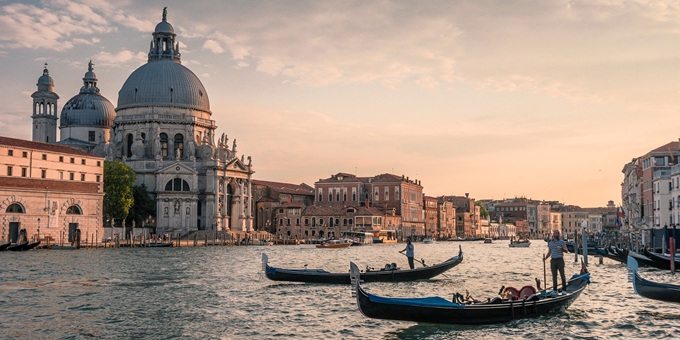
[544,230,568,293]
[400,238,415,269]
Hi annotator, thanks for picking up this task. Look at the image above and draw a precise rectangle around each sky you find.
[1,0,679,208]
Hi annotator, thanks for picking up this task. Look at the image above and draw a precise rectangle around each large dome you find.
[117,59,210,113]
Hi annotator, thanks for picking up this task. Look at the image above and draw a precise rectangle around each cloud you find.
[203,39,224,54]
[92,50,147,67]
[0,2,114,51]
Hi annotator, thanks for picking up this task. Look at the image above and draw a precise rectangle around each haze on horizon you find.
[1,0,678,208]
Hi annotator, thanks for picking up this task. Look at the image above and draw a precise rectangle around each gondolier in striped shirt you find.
[544,230,568,293]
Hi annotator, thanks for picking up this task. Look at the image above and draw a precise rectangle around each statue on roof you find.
[88,60,94,72]
[163,7,167,21]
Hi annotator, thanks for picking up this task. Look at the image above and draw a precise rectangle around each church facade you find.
[29,9,255,236]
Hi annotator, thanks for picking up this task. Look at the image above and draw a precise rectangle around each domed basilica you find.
[30,9,254,235]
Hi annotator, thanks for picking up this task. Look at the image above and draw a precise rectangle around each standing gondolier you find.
[400,238,415,269]
[544,230,568,293]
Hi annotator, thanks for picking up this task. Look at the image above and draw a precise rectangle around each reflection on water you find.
[1,242,679,339]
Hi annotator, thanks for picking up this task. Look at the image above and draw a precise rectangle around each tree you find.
[127,184,156,228]
[103,160,135,227]
[476,201,489,219]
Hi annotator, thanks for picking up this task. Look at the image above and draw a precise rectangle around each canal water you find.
[1,241,679,339]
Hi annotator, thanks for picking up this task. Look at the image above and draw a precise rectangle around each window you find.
[41,170,46,178]
[22,151,27,158]
[174,134,184,158]
[59,172,63,179]
[7,150,13,156]
[81,174,85,181]
[21,168,27,177]
[81,159,86,165]
[7,166,12,176]
[97,161,101,167]
[126,134,133,158]
[6,203,24,213]
[88,131,95,142]
[160,133,168,158]
[42,154,47,160]
[164,178,190,191]
[59,156,64,162]
[69,173,74,180]
[66,205,82,214]
[70,157,75,164]
[96,175,101,183]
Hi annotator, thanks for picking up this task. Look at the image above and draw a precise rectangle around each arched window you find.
[6,203,24,213]
[160,133,168,158]
[165,178,190,191]
[174,134,184,158]
[66,205,82,214]
[126,133,133,157]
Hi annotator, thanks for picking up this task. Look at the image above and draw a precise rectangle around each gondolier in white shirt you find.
[399,238,415,269]
[544,230,568,293]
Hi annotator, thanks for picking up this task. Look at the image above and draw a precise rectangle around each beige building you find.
[0,136,104,245]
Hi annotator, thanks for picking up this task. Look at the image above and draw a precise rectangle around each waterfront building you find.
[0,136,104,245]
[251,179,314,234]
[652,169,672,227]
[441,194,478,238]
[436,198,456,239]
[423,195,437,238]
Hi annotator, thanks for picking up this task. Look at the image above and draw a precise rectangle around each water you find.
[1,241,679,339]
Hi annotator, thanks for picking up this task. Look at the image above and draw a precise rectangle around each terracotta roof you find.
[316,172,363,183]
[252,179,314,195]
[0,176,101,193]
[0,135,95,157]
[649,141,679,154]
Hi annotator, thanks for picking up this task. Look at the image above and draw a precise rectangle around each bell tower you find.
[31,63,59,143]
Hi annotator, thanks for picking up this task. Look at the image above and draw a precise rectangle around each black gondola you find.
[262,246,463,284]
[147,242,174,247]
[7,241,40,251]
[0,243,10,251]
[595,246,628,264]
[350,261,590,325]
[641,250,680,270]
[627,256,680,304]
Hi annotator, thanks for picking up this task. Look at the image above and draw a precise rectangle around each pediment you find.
[156,162,198,175]
[225,158,249,172]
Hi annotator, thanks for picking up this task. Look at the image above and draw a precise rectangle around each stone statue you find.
[163,7,167,21]
[153,126,162,160]
[232,139,237,155]
[185,126,195,161]
[175,147,181,160]
[247,156,252,167]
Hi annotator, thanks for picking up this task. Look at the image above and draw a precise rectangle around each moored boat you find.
[509,239,531,248]
[316,240,351,249]
[262,245,463,284]
[147,242,174,247]
[642,250,680,270]
[0,243,10,251]
[350,261,590,325]
[627,256,680,304]
[484,238,493,244]
[422,237,434,244]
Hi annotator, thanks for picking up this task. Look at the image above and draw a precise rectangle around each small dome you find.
[37,72,53,86]
[60,94,116,127]
[154,20,174,34]
[60,61,116,127]
[36,64,54,91]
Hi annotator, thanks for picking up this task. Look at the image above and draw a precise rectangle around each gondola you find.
[262,246,463,284]
[147,242,174,247]
[0,243,10,251]
[627,256,680,304]
[642,250,680,271]
[595,246,627,264]
[350,261,590,325]
[7,241,40,251]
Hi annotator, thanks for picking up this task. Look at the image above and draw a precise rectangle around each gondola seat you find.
[518,285,537,299]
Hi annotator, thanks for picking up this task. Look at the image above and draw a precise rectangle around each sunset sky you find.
[1,0,679,207]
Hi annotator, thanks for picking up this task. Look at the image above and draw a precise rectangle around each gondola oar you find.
[543,253,548,292]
